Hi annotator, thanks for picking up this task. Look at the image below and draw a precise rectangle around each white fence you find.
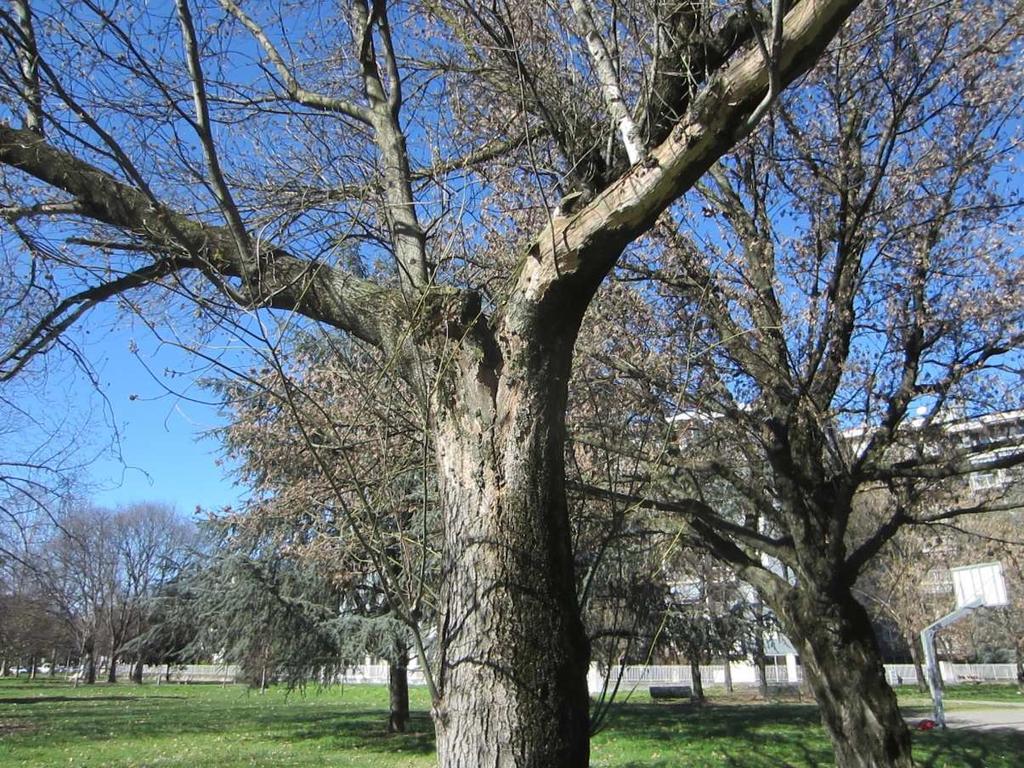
[105,660,1018,689]
[883,662,1019,687]
[111,663,242,683]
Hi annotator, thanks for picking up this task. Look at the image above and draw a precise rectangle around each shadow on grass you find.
[914,728,1024,768]
[0,684,436,758]
[270,709,436,755]
[596,700,1024,767]
[0,694,185,705]
[595,702,835,767]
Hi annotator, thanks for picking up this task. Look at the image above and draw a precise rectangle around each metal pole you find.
[920,626,946,728]
[919,599,983,730]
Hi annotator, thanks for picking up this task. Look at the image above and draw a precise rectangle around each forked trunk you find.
[388,649,410,734]
[430,317,590,767]
[778,584,913,768]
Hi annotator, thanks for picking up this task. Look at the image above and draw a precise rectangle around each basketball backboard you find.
[951,562,1008,608]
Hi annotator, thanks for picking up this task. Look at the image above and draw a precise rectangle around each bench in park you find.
[649,685,693,700]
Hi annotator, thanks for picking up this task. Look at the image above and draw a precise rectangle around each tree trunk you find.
[429,313,591,768]
[908,632,928,693]
[776,584,913,768]
[83,638,96,685]
[689,657,705,703]
[131,658,144,684]
[29,655,37,679]
[388,649,410,734]
[107,644,117,684]
[50,648,57,677]
[753,640,769,698]
[1015,638,1023,695]
[723,657,733,693]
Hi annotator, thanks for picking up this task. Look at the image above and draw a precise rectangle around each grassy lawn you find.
[895,683,1024,705]
[1,678,1022,767]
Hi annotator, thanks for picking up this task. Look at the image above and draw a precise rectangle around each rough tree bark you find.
[83,641,96,685]
[774,583,913,768]
[430,305,592,767]
[106,640,117,683]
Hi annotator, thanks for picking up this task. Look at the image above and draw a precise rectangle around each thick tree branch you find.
[517,0,862,313]
[9,0,43,134]
[175,0,251,262]
[0,124,399,351]
[569,481,796,562]
[350,0,428,291]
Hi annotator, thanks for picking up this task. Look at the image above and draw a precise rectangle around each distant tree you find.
[27,502,194,683]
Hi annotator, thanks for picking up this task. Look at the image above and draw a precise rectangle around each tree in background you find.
[0,0,872,762]
[572,2,1024,764]
[23,502,194,683]
[854,521,952,692]
[203,334,436,732]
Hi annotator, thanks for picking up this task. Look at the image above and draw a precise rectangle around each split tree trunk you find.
[776,584,913,768]
[388,649,410,733]
[429,308,591,768]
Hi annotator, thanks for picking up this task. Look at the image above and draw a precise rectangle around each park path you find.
[905,700,1024,733]
[945,701,1024,733]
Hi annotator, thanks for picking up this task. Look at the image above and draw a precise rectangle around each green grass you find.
[895,682,1024,705]
[0,678,1021,767]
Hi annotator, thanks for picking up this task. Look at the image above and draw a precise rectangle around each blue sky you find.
[48,305,246,516]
